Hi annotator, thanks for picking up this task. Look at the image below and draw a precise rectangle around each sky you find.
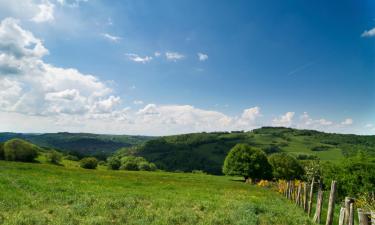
[0,0,374,135]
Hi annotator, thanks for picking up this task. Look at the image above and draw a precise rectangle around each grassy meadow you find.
[0,160,313,225]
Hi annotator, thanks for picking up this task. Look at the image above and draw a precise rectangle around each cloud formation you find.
[198,52,208,61]
[361,27,375,37]
[272,112,295,127]
[101,33,121,42]
[0,17,120,117]
[125,53,153,63]
[31,1,55,23]
[165,51,184,61]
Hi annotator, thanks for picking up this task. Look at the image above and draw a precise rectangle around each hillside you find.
[117,127,375,174]
[0,132,154,158]
[0,160,312,225]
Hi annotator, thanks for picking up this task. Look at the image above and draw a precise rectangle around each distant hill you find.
[116,127,375,174]
[0,132,154,158]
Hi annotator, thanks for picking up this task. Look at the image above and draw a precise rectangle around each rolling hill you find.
[116,127,375,174]
[0,132,154,158]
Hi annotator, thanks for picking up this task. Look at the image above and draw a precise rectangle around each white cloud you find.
[365,123,373,128]
[299,112,333,126]
[154,52,161,57]
[361,27,375,37]
[31,1,55,23]
[165,51,184,61]
[272,112,295,127]
[0,17,119,117]
[125,53,153,63]
[341,118,353,125]
[197,52,208,61]
[101,33,121,42]
[133,100,144,105]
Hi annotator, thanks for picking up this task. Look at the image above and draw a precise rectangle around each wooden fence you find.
[278,179,374,225]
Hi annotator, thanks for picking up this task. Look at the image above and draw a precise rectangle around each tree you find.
[3,139,39,162]
[80,157,98,169]
[107,157,121,170]
[268,153,304,180]
[46,150,63,164]
[222,144,272,181]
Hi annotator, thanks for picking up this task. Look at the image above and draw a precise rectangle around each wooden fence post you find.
[358,208,370,225]
[303,182,308,211]
[286,181,290,198]
[308,177,315,217]
[339,207,346,225]
[296,182,302,205]
[349,202,354,225]
[313,183,324,224]
[371,211,374,225]
[345,197,354,225]
[325,180,337,225]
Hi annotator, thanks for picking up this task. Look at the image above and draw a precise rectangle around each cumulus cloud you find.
[197,52,208,61]
[272,112,295,127]
[0,17,120,117]
[125,53,153,63]
[341,118,353,125]
[165,51,184,61]
[361,27,375,37]
[31,1,55,23]
[101,33,121,42]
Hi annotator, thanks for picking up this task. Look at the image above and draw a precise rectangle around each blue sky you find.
[0,0,374,135]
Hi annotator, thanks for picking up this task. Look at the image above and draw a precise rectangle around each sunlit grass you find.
[0,161,313,225]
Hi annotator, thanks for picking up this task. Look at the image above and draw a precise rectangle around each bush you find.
[321,154,375,199]
[80,157,98,169]
[3,139,39,162]
[118,156,157,171]
[296,154,318,160]
[311,145,330,151]
[64,154,79,161]
[261,144,281,154]
[46,150,63,164]
[268,153,304,180]
[222,143,272,181]
[107,157,121,170]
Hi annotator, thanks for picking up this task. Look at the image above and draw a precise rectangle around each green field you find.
[0,161,313,225]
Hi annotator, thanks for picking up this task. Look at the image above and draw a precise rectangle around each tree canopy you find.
[222,144,272,181]
[268,153,304,180]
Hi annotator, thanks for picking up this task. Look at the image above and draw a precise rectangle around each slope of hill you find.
[116,127,375,174]
[0,160,313,225]
[0,132,154,158]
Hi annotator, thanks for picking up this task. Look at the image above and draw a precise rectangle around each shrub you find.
[222,143,272,181]
[46,150,63,164]
[268,153,304,180]
[3,139,39,162]
[321,154,375,199]
[311,145,330,151]
[261,144,281,154]
[107,157,121,170]
[64,154,79,161]
[80,157,98,169]
[118,156,157,171]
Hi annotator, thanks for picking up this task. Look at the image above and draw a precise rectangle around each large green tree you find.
[222,144,272,181]
[268,153,304,180]
[3,139,39,162]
